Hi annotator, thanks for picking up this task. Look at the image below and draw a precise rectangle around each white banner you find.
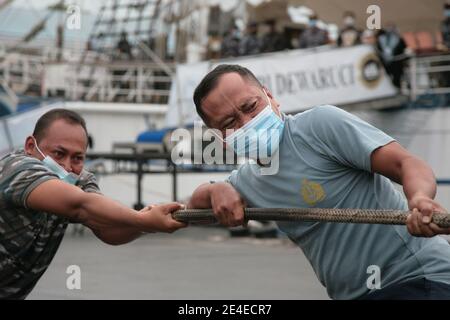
[166,61,210,127]
[166,45,397,126]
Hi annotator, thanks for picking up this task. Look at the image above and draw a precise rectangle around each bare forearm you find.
[27,180,142,230]
[28,180,186,236]
[77,193,142,230]
[188,181,246,227]
[93,227,142,246]
[188,183,213,209]
[401,157,437,200]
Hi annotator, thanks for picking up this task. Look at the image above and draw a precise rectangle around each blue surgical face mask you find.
[33,137,79,185]
[445,10,450,18]
[224,92,284,160]
[344,17,355,27]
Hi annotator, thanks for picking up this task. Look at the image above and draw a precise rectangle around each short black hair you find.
[33,108,88,144]
[343,11,355,18]
[193,64,262,124]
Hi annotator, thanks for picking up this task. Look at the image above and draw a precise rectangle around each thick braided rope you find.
[172,208,450,228]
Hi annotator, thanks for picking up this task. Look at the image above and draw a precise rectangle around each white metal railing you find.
[52,60,174,104]
[0,47,173,103]
[42,47,110,64]
[0,44,174,104]
[407,53,450,101]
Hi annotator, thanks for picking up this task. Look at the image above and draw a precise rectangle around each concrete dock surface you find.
[29,226,329,300]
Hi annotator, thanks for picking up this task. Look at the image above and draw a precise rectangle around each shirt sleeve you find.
[225,169,237,185]
[1,157,58,208]
[301,105,395,172]
[77,170,101,194]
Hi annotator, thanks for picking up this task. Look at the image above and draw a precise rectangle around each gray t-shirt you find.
[0,150,100,299]
[228,105,450,299]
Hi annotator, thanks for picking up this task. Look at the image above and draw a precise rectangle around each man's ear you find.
[24,136,36,156]
[263,86,274,99]
[263,86,281,110]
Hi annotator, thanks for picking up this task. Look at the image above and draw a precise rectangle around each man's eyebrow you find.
[73,152,86,157]
[239,97,255,108]
[55,145,85,156]
[212,96,258,128]
[215,112,235,128]
[55,145,68,153]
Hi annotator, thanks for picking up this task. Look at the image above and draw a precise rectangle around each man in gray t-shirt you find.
[188,64,450,299]
[0,109,185,299]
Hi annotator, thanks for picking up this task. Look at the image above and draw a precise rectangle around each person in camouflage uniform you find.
[0,109,186,299]
[221,26,241,58]
[442,3,450,49]
[299,14,329,49]
[260,20,287,53]
[239,22,261,56]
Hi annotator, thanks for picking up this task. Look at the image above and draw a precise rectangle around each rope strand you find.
[172,208,450,228]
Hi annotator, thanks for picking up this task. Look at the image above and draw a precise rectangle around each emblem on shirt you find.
[301,179,326,206]
[359,53,383,89]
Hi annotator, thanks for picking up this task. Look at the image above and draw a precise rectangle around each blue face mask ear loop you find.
[31,137,79,185]
[209,127,236,154]
[263,88,282,119]
[32,137,47,159]
[32,136,71,173]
